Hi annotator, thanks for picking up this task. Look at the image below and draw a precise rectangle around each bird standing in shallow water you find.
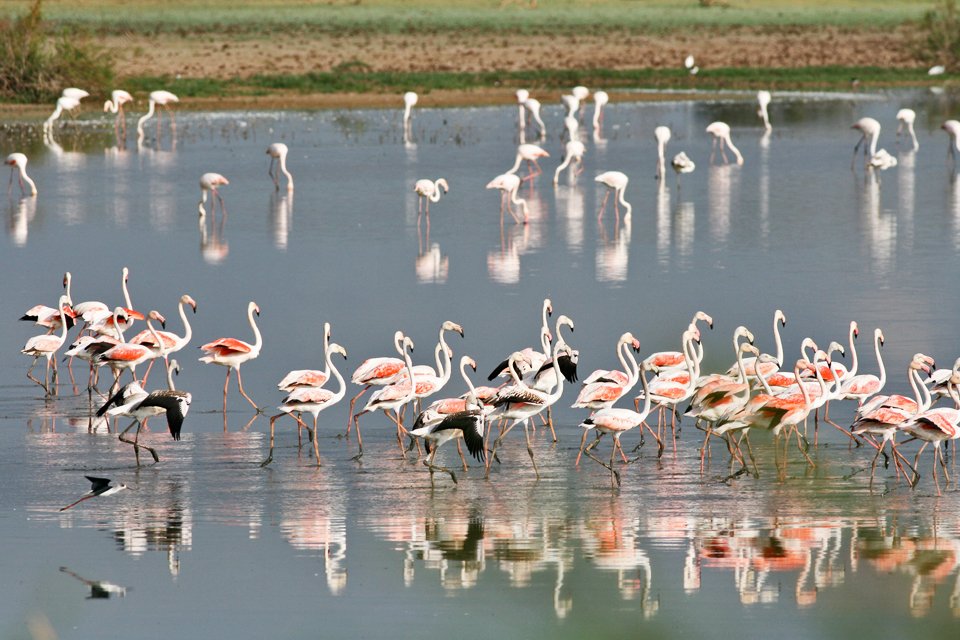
[199,301,263,413]
[266,143,294,191]
[6,153,37,197]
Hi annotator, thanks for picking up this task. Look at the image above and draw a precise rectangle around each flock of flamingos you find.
[9,84,960,496]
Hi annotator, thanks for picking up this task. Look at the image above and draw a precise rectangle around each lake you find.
[2,88,959,638]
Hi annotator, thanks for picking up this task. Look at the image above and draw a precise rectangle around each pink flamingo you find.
[839,328,885,405]
[706,121,744,165]
[354,335,417,458]
[553,140,586,185]
[136,90,179,139]
[94,308,163,392]
[130,294,197,381]
[21,295,71,393]
[851,117,881,169]
[414,178,449,217]
[277,322,333,392]
[506,144,550,181]
[5,153,37,197]
[199,301,263,412]
[594,171,632,220]
[487,173,529,224]
[199,173,230,217]
[103,90,133,137]
[348,330,408,430]
[266,143,294,191]
[262,342,348,467]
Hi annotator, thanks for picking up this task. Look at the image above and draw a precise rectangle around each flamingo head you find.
[181,294,198,312]
[329,343,347,359]
[463,356,477,371]
[442,320,464,337]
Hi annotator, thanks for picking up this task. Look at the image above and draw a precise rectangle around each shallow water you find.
[2,89,960,638]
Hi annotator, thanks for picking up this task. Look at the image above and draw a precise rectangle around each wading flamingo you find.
[896,108,919,151]
[487,173,529,224]
[706,121,744,165]
[852,117,881,169]
[199,173,229,217]
[757,90,772,132]
[6,153,37,197]
[22,295,71,393]
[136,90,179,139]
[595,171,632,220]
[506,144,550,181]
[553,140,586,185]
[199,301,263,412]
[266,143,294,191]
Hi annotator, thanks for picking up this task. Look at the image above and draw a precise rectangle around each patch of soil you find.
[107,25,920,79]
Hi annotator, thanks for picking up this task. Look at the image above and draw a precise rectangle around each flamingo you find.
[839,328,885,405]
[595,171,632,220]
[130,294,197,380]
[5,153,37,197]
[516,89,529,130]
[852,354,934,487]
[103,90,133,137]
[348,330,407,430]
[577,364,656,484]
[262,342,348,467]
[523,98,546,137]
[277,322,333,391]
[942,120,960,165]
[553,140,586,185]
[757,90,772,132]
[414,178,449,216]
[20,272,75,332]
[900,382,960,495]
[199,301,263,412]
[487,297,553,381]
[487,173,529,224]
[561,94,580,121]
[95,378,191,465]
[136,90,179,139]
[851,117,881,169]
[266,142,294,191]
[199,173,229,217]
[83,267,143,336]
[654,126,671,180]
[925,356,960,401]
[896,108,919,151]
[354,335,417,458]
[725,309,786,378]
[574,332,641,411]
[402,91,418,129]
[671,152,696,186]
[684,54,698,74]
[868,149,898,171]
[94,309,163,391]
[21,295,71,393]
[487,320,574,479]
[641,329,702,445]
[706,122,744,166]
[43,96,82,133]
[562,116,579,143]
[506,144,549,181]
[592,90,609,130]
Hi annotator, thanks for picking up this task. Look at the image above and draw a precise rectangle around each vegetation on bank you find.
[0,0,935,35]
[123,66,941,101]
[0,0,112,102]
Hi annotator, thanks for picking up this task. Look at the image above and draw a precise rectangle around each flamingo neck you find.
[401,344,416,402]
[166,364,177,391]
[874,334,886,390]
[122,273,132,310]
[113,309,127,342]
[321,327,330,377]
[726,135,744,164]
[847,325,859,379]
[248,306,263,353]
[177,299,193,349]
[147,317,164,354]
[329,350,346,404]
[507,153,524,174]
[19,165,37,196]
[44,104,63,128]
[545,342,565,404]
[908,363,927,414]
[429,181,443,203]
[461,359,478,400]
[279,154,294,190]
[56,302,69,345]
[64,274,72,306]
[772,315,784,365]
[636,367,652,420]
[136,100,156,134]
[617,187,632,217]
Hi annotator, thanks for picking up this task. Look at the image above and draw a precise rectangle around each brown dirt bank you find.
[109,25,919,79]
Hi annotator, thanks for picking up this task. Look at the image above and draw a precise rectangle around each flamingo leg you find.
[522,418,540,480]
[260,414,283,467]
[222,368,231,413]
[597,191,610,219]
[575,429,590,466]
[456,439,468,471]
[235,367,259,411]
[347,385,370,433]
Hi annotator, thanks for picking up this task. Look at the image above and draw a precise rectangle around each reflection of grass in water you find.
[121,66,936,100]
[331,113,368,138]
[0,0,930,33]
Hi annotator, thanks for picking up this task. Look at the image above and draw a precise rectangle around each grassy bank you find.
[0,0,935,34]
[123,66,939,101]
